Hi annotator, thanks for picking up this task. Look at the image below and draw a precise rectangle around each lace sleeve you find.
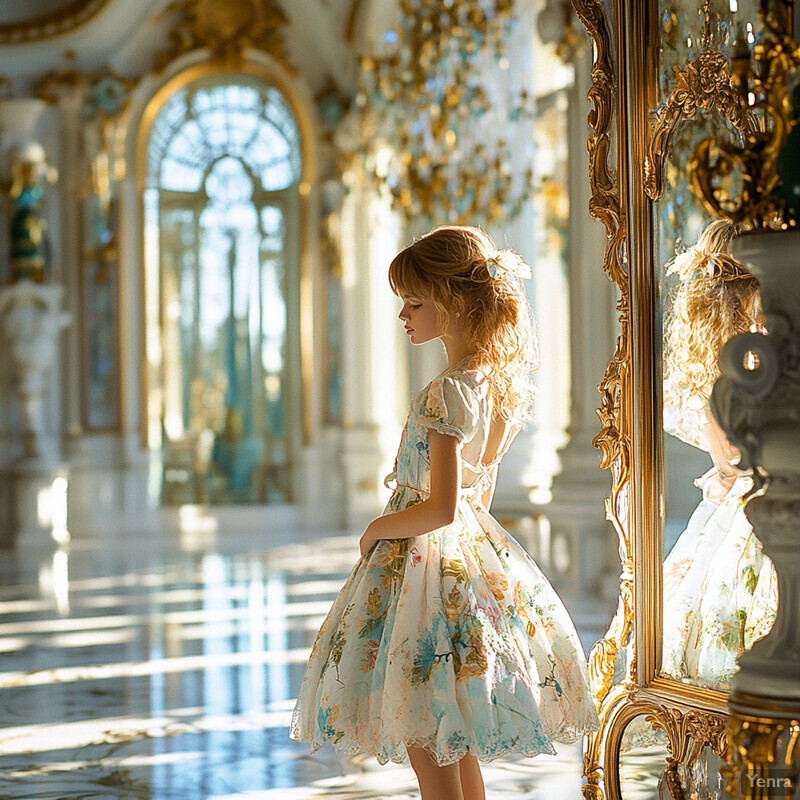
[662,379,709,452]
[415,375,480,444]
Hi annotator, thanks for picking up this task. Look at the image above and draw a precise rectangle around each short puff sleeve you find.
[663,389,709,452]
[416,375,480,444]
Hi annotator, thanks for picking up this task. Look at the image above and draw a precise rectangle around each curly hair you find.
[663,219,760,409]
[388,225,538,425]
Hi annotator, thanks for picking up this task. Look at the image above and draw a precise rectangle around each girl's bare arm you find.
[359,430,460,555]
[700,408,751,503]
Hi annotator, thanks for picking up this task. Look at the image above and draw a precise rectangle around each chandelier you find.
[355,0,534,227]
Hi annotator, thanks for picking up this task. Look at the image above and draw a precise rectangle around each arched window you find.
[144,74,302,505]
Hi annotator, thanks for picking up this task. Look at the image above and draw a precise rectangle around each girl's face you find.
[398,293,442,345]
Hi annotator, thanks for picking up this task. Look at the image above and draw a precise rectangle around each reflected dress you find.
[290,363,599,766]
[662,396,777,690]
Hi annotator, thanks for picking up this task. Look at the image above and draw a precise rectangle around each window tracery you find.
[144,75,302,505]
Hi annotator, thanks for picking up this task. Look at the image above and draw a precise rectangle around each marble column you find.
[718,230,800,798]
[337,169,400,530]
[536,50,618,607]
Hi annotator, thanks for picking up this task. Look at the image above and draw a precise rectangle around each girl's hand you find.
[704,472,737,506]
[699,410,752,505]
[700,411,752,479]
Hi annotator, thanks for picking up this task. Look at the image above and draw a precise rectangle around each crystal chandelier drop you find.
[356,0,534,226]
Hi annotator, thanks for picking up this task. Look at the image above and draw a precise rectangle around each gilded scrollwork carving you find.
[644,47,753,202]
[689,5,800,231]
[574,0,800,797]
[570,2,634,798]
[38,64,137,117]
[723,710,800,799]
[158,0,290,67]
[646,706,727,799]
[597,694,727,800]
[582,684,635,800]
[569,0,632,706]
[572,0,627,287]
[570,1,776,798]
[571,0,632,691]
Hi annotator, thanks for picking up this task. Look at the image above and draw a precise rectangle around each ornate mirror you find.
[650,1,780,698]
[572,1,798,797]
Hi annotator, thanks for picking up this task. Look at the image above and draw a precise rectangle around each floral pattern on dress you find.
[662,470,777,690]
[662,371,778,690]
[291,365,599,766]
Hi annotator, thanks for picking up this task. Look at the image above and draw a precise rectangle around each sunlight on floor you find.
[0,527,602,799]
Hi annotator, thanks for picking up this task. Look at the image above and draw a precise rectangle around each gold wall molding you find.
[0,0,109,45]
[157,0,290,69]
[582,684,631,800]
[38,64,136,116]
[344,0,364,43]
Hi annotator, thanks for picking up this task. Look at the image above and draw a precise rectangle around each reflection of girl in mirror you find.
[661,219,777,690]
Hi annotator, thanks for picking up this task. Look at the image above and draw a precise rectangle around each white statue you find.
[0,283,70,460]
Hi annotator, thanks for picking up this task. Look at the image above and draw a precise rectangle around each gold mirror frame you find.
[571,2,735,797]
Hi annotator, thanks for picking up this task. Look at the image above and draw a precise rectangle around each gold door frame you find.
[573,2,732,797]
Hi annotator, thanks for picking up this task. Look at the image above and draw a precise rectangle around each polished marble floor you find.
[0,522,611,799]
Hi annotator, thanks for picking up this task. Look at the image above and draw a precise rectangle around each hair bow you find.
[666,248,708,280]
[485,250,532,281]
[667,247,746,281]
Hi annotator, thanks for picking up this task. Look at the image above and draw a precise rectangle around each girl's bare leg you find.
[407,746,464,800]
[458,752,486,800]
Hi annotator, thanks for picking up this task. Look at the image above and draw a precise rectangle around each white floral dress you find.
[290,363,599,766]
[662,394,777,690]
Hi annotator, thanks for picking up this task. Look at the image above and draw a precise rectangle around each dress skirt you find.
[290,485,599,766]
[662,473,777,689]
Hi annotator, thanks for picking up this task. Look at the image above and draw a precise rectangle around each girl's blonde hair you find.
[389,225,538,425]
[663,219,760,407]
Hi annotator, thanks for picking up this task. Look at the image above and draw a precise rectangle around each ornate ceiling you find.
[0,0,110,44]
[0,0,383,94]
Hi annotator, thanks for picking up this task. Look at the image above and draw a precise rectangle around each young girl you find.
[290,226,599,800]
[661,219,777,689]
